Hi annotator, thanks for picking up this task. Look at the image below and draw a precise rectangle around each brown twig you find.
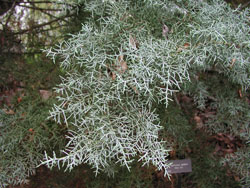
[11,13,74,35]
[17,4,63,11]
[38,7,70,24]
[2,0,74,6]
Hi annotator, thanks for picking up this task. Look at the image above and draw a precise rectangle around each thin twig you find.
[38,7,70,24]
[17,4,63,11]
[2,0,74,6]
[4,1,18,27]
[11,13,74,35]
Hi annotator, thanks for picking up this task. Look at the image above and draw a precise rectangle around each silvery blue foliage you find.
[42,0,250,181]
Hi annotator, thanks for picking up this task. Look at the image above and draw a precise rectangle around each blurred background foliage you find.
[0,0,249,187]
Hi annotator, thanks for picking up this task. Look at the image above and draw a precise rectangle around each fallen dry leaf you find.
[162,24,169,39]
[131,86,139,94]
[194,115,203,129]
[184,43,190,48]
[169,150,176,158]
[185,146,192,154]
[177,43,190,52]
[222,148,234,154]
[111,72,116,80]
[238,89,243,98]
[17,97,22,103]
[3,109,15,115]
[129,34,138,50]
[39,90,52,100]
[230,58,236,69]
[107,55,128,81]
[118,55,128,74]
[234,175,241,182]
[120,61,128,73]
[211,133,243,157]
[177,47,183,53]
